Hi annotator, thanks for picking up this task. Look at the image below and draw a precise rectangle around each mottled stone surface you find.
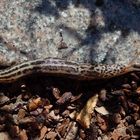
[0,0,140,66]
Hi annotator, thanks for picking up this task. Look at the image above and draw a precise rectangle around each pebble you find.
[113,113,122,124]
[122,84,131,89]
[125,116,132,124]
[135,120,140,128]
[132,113,139,121]
[99,89,107,101]
[131,81,137,90]
[0,94,10,106]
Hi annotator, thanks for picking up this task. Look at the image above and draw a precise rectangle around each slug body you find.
[0,58,139,83]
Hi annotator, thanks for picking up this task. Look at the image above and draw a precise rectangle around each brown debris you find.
[76,94,98,128]
[46,131,57,140]
[52,87,61,99]
[56,92,73,105]
[95,106,109,115]
[57,118,70,137]
[136,86,140,94]
[18,109,26,120]
[18,116,36,125]
[9,125,20,138]
[136,120,140,128]
[99,89,107,101]
[112,113,122,125]
[58,41,68,49]
[39,126,48,140]
[96,114,109,132]
[64,122,78,140]
[0,124,5,132]
[127,101,139,112]
[18,129,28,140]
[0,104,14,113]
[27,97,49,111]
[0,94,10,106]
[1,68,140,139]
[0,132,12,140]
[27,97,42,111]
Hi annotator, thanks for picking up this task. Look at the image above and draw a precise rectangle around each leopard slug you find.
[0,57,139,83]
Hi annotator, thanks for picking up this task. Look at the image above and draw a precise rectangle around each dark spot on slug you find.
[30,60,45,65]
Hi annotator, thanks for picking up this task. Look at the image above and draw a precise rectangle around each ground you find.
[0,0,140,140]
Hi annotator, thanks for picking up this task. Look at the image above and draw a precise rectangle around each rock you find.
[136,120,140,128]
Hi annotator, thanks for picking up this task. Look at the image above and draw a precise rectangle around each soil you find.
[0,72,140,140]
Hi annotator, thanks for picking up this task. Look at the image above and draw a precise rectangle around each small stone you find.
[136,86,140,94]
[79,129,86,139]
[62,110,70,117]
[22,92,31,101]
[131,81,137,90]
[132,113,139,121]
[95,106,109,115]
[0,94,10,105]
[40,126,48,140]
[97,114,108,132]
[19,117,36,125]
[118,106,126,117]
[125,116,132,124]
[99,89,107,101]
[9,125,20,138]
[0,132,11,140]
[113,113,122,124]
[122,84,131,89]
[56,92,72,105]
[69,111,76,119]
[136,120,140,128]
[18,129,28,140]
[18,109,26,119]
[128,101,139,112]
[46,131,57,140]
[0,104,13,112]
[52,87,61,99]
[0,124,5,131]
[48,110,60,121]
[61,11,68,17]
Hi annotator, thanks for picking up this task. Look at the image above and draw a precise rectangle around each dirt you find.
[0,72,140,140]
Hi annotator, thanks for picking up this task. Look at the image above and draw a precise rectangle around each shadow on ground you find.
[32,0,140,62]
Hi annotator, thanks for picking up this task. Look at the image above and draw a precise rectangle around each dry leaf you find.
[76,94,98,128]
